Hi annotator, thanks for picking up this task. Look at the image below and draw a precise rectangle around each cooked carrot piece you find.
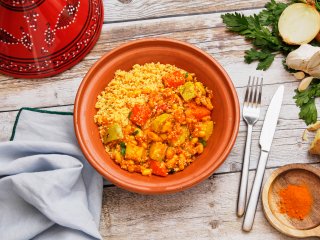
[162,71,185,88]
[130,104,152,126]
[187,103,211,120]
[149,160,168,177]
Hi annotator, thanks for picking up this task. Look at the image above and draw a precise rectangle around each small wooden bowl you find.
[262,164,320,238]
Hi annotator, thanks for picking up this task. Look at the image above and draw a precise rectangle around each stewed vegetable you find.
[95,63,214,176]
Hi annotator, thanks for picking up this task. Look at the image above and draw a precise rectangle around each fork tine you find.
[244,76,251,105]
[252,77,259,106]
[248,76,255,106]
[257,77,263,105]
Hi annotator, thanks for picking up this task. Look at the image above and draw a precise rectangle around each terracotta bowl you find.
[74,38,240,194]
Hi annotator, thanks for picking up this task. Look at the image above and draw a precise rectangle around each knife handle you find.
[242,150,269,232]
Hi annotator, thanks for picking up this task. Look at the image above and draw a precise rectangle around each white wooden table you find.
[1,0,319,239]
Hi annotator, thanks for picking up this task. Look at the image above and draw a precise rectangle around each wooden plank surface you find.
[99,166,319,240]
[103,0,280,23]
[1,0,319,239]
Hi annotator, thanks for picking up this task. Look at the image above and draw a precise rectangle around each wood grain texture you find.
[103,0,284,23]
[1,1,319,239]
[99,166,319,240]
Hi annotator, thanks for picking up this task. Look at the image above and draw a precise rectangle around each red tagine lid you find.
[0,0,103,79]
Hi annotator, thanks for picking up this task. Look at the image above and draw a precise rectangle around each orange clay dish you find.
[94,63,214,177]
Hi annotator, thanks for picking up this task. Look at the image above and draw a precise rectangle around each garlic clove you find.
[298,76,314,92]
[302,129,309,141]
[307,51,320,78]
[293,71,305,80]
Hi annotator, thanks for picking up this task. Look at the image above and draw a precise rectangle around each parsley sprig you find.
[294,80,320,125]
[221,0,295,70]
[222,0,320,125]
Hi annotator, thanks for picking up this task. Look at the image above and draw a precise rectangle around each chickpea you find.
[179,154,186,170]
[128,160,135,165]
[160,134,168,140]
[201,96,213,110]
[124,125,132,135]
[128,165,135,173]
[166,147,175,159]
[166,155,178,169]
[186,74,193,81]
[172,104,178,109]
[191,137,199,144]
[114,151,123,164]
[142,168,152,176]
[201,116,211,121]
[131,140,138,145]
[120,164,128,170]
[147,132,162,142]
[196,143,204,154]
[198,131,206,138]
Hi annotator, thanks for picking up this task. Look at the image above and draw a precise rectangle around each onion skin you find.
[316,32,320,42]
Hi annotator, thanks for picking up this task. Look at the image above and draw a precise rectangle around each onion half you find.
[278,3,320,45]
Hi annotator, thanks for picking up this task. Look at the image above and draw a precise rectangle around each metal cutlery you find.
[237,76,263,217]
[242,85,284,231]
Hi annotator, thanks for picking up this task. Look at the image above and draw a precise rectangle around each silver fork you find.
[237,76,263,217]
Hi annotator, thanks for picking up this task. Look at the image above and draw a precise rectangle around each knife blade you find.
[243,85,284,232]
[259,85,285,152]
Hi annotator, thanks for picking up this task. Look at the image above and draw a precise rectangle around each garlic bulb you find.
[286,44,320,77]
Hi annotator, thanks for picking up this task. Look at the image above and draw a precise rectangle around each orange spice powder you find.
[279,184,313,220]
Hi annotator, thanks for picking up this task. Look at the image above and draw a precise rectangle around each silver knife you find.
[242,85,284,231]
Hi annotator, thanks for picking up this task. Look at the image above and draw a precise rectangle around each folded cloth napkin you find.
[0,108,104,240]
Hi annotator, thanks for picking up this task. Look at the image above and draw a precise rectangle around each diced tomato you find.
[155,103,168,114]
[187,103,211,120]
[162,71,185,88]
[130,104,152,126]
[149,160,168,177]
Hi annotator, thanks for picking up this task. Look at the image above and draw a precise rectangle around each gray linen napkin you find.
[0,108,103,240]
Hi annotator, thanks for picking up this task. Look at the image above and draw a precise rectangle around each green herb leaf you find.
[221,0,296,71]
[128,111,132,119]
[299,99,317,126]
[293,81,320,125]
[120,142,126,156]
[199,138,207,147]
[257,54,275,70]
[315,0,320,11]
[132,130,139,136]
[185,72,189,78]
[244,49,270,63]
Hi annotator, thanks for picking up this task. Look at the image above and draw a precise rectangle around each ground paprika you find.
[279,184,313,220]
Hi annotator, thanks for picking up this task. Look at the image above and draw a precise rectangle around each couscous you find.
[94,62,214,176]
